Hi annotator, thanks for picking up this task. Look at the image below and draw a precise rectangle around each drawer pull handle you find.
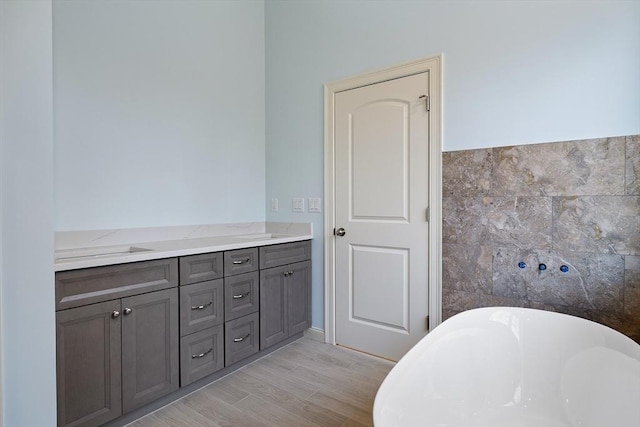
[232,258,251,265]
[192,348,213,359]
[233,333,250,343]
[191,301,212,310]
[232,292,250,299]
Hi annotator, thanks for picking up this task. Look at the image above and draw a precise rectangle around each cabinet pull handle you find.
[192,348,213,359]
[111,311,120,318]
[232,292,250,299]
[232,258,251,265]
[233,333,250,343]
[123,307,132,315]
[284,271,293,276]
[191,301,212,310]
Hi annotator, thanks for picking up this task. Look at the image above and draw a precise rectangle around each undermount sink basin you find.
[55,245,153,261]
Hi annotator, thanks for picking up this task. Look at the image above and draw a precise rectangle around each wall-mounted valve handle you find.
[335,228,346,237]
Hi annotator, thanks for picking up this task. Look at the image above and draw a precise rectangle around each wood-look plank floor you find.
[128,338,395,427]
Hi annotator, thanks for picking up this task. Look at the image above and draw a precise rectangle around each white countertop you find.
[55,222,312,272]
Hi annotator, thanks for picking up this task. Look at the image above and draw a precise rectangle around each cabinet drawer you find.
[179,252,223,285]
[224,247,258,276]
[55,258,178,311]
[225,312,259,366]
[180,279,224,336]
[259,241,311,269]
[180,325,224,387]
[224,271,259,321]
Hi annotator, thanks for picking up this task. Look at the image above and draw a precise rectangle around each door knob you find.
[335,228,346,237]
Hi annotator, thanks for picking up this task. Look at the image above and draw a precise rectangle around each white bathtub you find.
[373,307,640,427]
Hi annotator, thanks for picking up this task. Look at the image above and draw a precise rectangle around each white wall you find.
[0,1,57,425]
[54,0,266,231]
[265,0,640,328]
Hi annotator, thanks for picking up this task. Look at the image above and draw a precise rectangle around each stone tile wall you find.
[442,135,640,342]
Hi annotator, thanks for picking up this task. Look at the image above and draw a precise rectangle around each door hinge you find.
[419,94,430,112]
[426,315,430,331]
[425,206,430,222]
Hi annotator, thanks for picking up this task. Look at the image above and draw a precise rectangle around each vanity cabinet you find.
[56,239,311,426]
[56,259,179,427]
[259,242,311,350]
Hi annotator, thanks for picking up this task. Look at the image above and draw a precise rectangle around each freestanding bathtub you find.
[373,307,640,427]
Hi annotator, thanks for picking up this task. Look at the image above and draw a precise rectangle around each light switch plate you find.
[309,198,321,213]
[271,198,278,212]
[292,197,305,212]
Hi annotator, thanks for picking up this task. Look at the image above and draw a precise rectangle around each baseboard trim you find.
[304,326,325,343]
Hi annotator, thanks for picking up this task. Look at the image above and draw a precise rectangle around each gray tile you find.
[442,197,492,244]
[487,197,552,249]
[493,137,625,196]
[443,149,492,197]
[493,248,625,312]
[626,135,640,195]
[552,196,640,255]
[442,243,492,294]
[624,256,640,316]
[443,196,551,248]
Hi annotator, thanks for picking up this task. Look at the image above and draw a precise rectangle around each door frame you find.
[323,55,443,345]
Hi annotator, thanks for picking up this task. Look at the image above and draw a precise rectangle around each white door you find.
[334,72,430,361]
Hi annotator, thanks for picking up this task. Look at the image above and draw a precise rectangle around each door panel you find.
[335,72,430,361]
[122,287,179,413]
[351,245,409,331]
[288,260,311,336]
[56,300,122,427]
[351,101,409,221]
[259,265,288,349]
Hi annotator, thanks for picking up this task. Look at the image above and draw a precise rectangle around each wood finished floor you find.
[128,337,395,427]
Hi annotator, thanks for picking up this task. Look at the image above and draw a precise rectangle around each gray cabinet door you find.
[259,241,311,269]
[56,300,122,427]
[223,247,258,276]
[180,325,224,386]
[259,265,288,349]
[55,258,178,310]
[122,288,179,413]
[179,279,224,336]
[287,261,311,336]
[224,271,259,321]
[225,312,259,365]
[179,252,223,285]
